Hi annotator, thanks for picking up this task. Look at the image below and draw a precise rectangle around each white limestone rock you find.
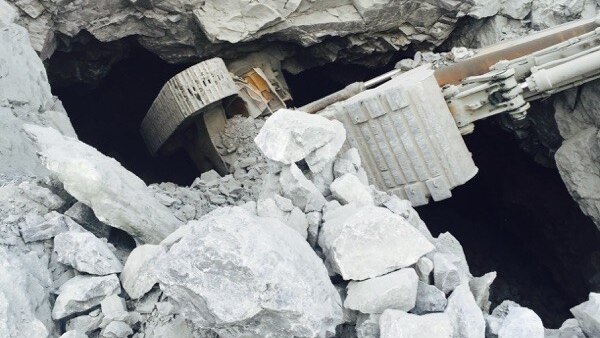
[355,313,380,338]
[52,274,121,320]
[254,109,346,173]
[414,281,447,315]
[154,206,343,337]
[502,0,533,19]
[330,173,374,206]
[59,330,89,338]
[570,292,600,338]
[319,205,434,280]
[54,230,122,275]
[20,211,82,242]
[257,196,308,238]
[279,163,327,212]
[444,283,485,338]
[468,0,502,19]
[100,295,128,324]
[497,307,544,338]
[66,312,104,335]
[415,256,434,283]
[433,253,463,295]
[345,268,418,314]
[0,247,55,337]
[545,318,586,338]
[120,244,164,299]
[383,196,434,241]
[469,272,496,312]
[380,310,452,338]
[24,125,182,244]
[433,232,472,279]
[193,0,302,43]
[100,320,132,338]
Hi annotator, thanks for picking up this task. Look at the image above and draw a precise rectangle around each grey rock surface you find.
[330,173,374,206]
[444,283,485,338]
[65,202,112,238]
[380,309,452,338]
[319,205,434,280]
[344,268,419,314]
[59,330,89,338]
[469,272,496,312]
[20,211,81,242]
[434,253,463,295]
[120,244,164,299]
[25,124,182,243]
[100,320,133,338]
[414,281,447,315]
[279,163,327,212]
[355,313,380,338]
[54,230,123,275]
[0,22,76,178]
[0,247,55,337]
[545,318,586,338]
[255,109,346,173]
[154,206,343,337]
[497,307,544,338]
[52,274,121,320]
[570,292,600,338]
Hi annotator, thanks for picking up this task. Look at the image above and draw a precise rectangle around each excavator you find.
[140,15,600,207]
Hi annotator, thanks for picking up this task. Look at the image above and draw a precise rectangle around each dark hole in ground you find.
[49,41,600,327]
[417,119,600,327]
[49,39,198,185]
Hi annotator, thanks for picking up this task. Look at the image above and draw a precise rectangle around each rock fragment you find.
[20,211,81,242]
[24,125,182,244]
[355,313,380,338]
[415,256,434,283]
[380,309,452,338]
[319,205,434,280]
[344,268,418,314]
[279,163,327,212]
[120,244,163,299]
[570,292,600,338]
[52,274,121,320]
[444,283,485,338]
[498,307,544,338]
[414,281,447,314]
[66,311,104,334]
[545,318,586,338]
[59,330,89,338]
[254,109,346,172]
[100,320,133,338]
[54,231,122,275]
[330,173,374,206]
[433,253,463,294]
[469,272,496,312]
[100,294,128,324]
[65,202,111,238]
[154,207,342,337]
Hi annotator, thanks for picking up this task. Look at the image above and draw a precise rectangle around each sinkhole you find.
[48,39,600,328]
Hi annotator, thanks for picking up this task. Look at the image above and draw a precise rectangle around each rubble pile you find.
[2,3,600,338]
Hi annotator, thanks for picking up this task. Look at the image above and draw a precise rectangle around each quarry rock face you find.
[154,206,343,337]
[24,124,182,244]
[554,80,600,230]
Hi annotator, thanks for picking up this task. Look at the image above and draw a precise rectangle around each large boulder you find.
[319,205,434,280]
[154,206,343,337]
[0,22,76,178]
[24,125,182,243]
[255,109,346,173]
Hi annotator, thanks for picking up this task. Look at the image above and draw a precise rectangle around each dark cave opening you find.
[48,43,600,328]
[49,40,199,185]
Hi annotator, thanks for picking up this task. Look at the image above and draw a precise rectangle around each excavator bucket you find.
[320,66,478,206]
[140,58,238,174]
